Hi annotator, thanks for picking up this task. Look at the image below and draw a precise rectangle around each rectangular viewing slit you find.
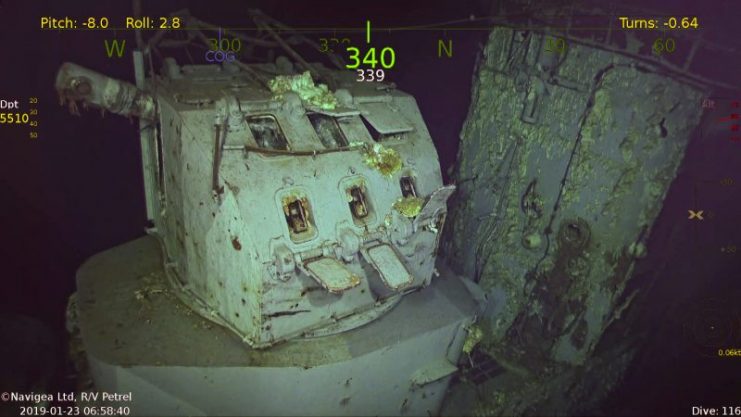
[400,176,417,197]
[246,115,289,150]
[280,192,317,243]
[308,114,348,148]
[348,186,369,219]
[285,199,309,233]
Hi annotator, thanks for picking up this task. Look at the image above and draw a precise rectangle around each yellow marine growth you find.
[268,71,338,110]
[363,143,402,177]
[393,196,424,218]
[462,325,484,354]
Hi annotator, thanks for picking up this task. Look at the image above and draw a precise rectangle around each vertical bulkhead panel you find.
[390,95,446,280]
[179,110,218,296]
[156,100,186,278]
[393,95,444,196]
[205,160,263,343]
[171,110,263,343]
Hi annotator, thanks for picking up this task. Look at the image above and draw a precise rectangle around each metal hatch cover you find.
[414,185,456,228]
[306,106,360,117]
[304,257,361,293]
[366,244,414,290]
[411,359,459,387]
[358,102,414,135]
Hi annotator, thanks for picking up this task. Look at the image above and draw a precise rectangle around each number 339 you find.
[356,69,385,82]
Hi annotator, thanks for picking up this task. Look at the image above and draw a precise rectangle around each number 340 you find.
[346,47,395,69]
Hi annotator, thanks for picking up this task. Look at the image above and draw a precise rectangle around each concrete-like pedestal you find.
[75,237,478,416]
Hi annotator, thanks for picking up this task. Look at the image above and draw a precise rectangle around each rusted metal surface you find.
[55,62,154,120]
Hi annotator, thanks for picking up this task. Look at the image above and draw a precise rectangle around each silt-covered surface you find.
[442,27,705,415]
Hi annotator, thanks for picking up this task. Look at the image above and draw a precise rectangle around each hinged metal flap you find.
[365,244,413,290]
[414,185,456,228]
[358,102,413,134]
[410,359,458,387]
[303,257,360,293]
[306,106,360,117]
